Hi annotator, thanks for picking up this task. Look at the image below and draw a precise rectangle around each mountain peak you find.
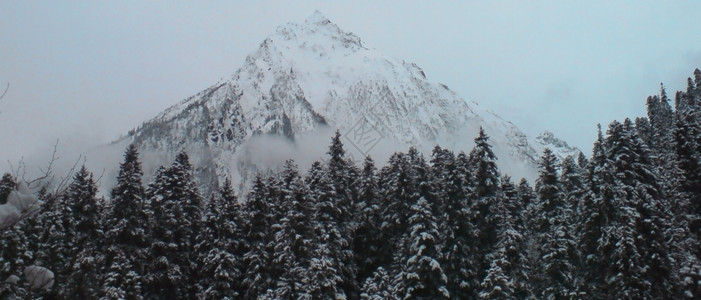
[306,10,332,25]
[120,13,579,195]
[268,10,362,50]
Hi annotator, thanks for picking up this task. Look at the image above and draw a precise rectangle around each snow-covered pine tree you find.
[576,123,615,297]
[598,119,674,299]
[197,237,240,299]
[101,144,149,299]
[499,175,531,297]
[675,72,701,220]
[478,240,515,300]
[377,152,414,271]
[407,147,435,213]
[105,144,149,248]
[61,166,104,298]
[196,177,242,299]
[303,242,346,299]
[532,149,578,299]
[360,267,396,300]
[145,152,202,299]
[437,149,476,299]
[354,156,383,284]
[674,72,701,249]
[242,175,276,299]
[429,145,452,215]
[560,156,586,218]
[646,84,675,154]
[478,176,528,299]
[101,250,142,300]
[302,160,351,299]
[0,201,33,298]
[394,196,449,299]
[467,127,501,297]
[269,160,315,299]
[33,188,66,298]
[325,131,360,297]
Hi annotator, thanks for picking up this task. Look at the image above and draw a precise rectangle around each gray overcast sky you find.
[1,1,700,164]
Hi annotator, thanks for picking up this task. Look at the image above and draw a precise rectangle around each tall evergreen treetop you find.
[107,144,148,247]
[469,127,500,198]
[65,166,102,245]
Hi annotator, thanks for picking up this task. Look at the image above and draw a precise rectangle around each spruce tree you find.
[354,156,382,284]
[533,149,578,299]
[360,267,396,300]
[467,127,501,296]
[0,216,32,298]
[242,175,276,299]
[394,197,449,299]
[598,119,673,298]
[377,152,414,270]
[478,176,528,299]
[325,131,360,297]
[269,160,315,298]
[145,152,202,299]
[196,178,242,299]
[61,166,104,298]
[438,150,476,299]
[101,144,149,299]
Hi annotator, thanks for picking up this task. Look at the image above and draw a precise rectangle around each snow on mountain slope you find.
[108,11,579,193]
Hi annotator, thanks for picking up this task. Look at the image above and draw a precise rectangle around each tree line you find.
[2,69,701,299]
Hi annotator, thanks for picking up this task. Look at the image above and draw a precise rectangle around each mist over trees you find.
[2,70,701,298]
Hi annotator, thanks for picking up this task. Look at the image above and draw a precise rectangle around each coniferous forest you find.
[3,70,701,299]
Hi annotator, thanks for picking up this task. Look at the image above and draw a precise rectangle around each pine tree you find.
[478,176,528,299]
[196,178,242,299]
[0,216,32,298]
[360,267,396,300]
[500,176,531,297]
[437,150,476,299]
[394,197,449,299]
[532,149,578,299]
[560,155,586,227]
[60,166,104,298]
[145,152,202,299]
[598,119,673,298]
[269,160,315,298]
[242,175,276,299]
[303,242,346,299]
[354,156,382,284]
[646,84,675,154]
[377,152,415,270]
[101,250,143,300]
[198,238,240,299]
[0,175,28,285]
[101,144,149,299]
[106,144,149,247]
[467,128,501,296]
[325,131,360,297]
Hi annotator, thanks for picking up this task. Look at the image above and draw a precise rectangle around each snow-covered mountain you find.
[109,11,579,193]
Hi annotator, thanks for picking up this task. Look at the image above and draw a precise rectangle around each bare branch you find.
[52,154,84,195]
[0,82,8,100]
[94,167,106,187]
[24,140,60,189]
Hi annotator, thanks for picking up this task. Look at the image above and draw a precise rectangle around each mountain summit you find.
[114,12,579,192]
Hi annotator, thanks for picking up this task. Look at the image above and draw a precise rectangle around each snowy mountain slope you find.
[109,11,579,193]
